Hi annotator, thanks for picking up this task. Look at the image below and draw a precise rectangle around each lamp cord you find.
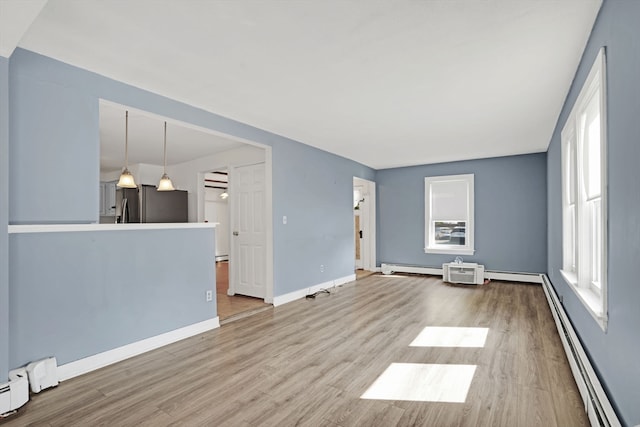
[124,110,129,168]
[163,121,167,172]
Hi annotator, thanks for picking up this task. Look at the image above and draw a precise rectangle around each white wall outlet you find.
[206,290,213,302]
[282,215,287,225]
[320,264,324,273]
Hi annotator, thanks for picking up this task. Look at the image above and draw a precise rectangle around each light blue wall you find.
[1,56,9,381]
[547,1,640,425]
[8,47,375,298]
[9,227,216,367]
[9,59,99,224]
[377,153,547,273]
[272,139,375,293]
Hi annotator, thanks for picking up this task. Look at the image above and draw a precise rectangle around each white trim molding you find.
[273,274,356,307]
[57,318,219,382]
[8,222,217,234]
[424,174,475,256]
[560,46,608,331]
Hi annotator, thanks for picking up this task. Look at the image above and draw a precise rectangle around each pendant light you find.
[117,110,137,188]
[157,121,175,191]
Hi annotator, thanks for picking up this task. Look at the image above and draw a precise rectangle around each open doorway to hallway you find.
[215,261,269,323]
[353,177,377,279]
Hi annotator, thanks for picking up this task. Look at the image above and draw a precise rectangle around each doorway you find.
[196,144,273,322]
[203,171,267,321]
[203,170,271,322]
[353,177,377,277]
[216,261,269,322]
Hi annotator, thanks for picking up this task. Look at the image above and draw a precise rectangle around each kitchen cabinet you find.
[100,181,117,216]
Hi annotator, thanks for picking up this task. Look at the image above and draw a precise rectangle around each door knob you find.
[233,231,239,236]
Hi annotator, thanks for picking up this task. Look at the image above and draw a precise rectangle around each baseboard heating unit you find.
[541,275,620,427]
[381,263,442,276]
[380,263,541,284]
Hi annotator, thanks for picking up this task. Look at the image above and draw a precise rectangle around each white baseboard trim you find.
[57,317,220,382]
[273,274,356,307]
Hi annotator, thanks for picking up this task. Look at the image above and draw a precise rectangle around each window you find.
[425,174,474,255]
[561,47,607,330]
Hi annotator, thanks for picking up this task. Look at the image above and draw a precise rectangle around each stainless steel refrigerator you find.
[116,185,188,223]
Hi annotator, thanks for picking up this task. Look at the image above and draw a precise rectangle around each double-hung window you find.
[561,47,608,330]
[425,174,474,255]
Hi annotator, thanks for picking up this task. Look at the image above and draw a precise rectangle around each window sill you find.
[425,247,475,256]
[560,269,607,331]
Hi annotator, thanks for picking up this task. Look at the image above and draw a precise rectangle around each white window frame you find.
[560,47,608,331]
[424,174,474,255]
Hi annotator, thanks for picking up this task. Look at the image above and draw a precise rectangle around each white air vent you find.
[443,262,485,285]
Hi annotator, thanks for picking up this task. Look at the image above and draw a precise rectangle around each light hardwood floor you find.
[1,274,588,426]
[216,261,270,321]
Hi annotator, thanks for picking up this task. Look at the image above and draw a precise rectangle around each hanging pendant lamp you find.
[157,121,175,191]
[117,110,137,188]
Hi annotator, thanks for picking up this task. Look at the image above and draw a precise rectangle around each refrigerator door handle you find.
[122,198,128,223]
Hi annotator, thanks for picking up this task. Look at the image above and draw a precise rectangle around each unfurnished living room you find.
[0,1,638,426]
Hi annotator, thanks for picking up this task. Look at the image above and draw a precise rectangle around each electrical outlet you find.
[320,264,324,273]
[206,290,213,302]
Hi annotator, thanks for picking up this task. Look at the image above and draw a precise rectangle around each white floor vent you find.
[443,262,485,285]
[541,276,621,427]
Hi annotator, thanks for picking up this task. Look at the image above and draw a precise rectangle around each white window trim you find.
[424,174,474,256]
[560,47,608,331]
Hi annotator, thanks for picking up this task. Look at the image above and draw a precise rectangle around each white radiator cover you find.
[0,368,29,416]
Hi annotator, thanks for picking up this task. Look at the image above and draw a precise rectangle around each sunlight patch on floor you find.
[410,326,489,348]
[360,363,476,403]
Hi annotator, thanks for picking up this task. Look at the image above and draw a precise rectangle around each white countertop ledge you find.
[9,223,218,234]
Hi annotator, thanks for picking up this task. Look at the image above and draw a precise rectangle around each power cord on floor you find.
[305,288,331,299]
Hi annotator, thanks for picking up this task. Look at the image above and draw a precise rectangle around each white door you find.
[231,163,266,299]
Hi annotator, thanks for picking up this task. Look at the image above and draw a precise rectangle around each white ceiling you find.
[2,0,601,170]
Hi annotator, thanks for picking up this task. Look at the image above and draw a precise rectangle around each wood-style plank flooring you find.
[216,261,270,321]
[356,269,376,280]
[1,274,588,426]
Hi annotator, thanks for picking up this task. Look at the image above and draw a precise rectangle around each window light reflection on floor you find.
[361,363,477,403]
[410,326,489,348]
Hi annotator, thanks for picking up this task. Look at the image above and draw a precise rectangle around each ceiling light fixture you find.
[117,110,137,188]
[157,121,175,191]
